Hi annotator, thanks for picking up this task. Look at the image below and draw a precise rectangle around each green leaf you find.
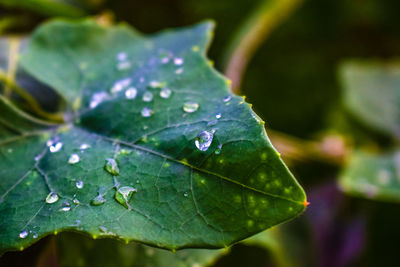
[0,19,306,253]
[0,0,87,17]
[56,232,225,267]
[340,60,400,138]
[339,150,400,202]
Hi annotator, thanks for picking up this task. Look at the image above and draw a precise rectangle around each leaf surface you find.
[340,60,400,138]
[339,150,400,202]
[0,19,306,253]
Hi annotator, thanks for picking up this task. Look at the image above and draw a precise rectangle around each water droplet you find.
[183,192,188,197]
[195,130,215,151]
[142,91,153,102]
[32,233,38,239]
[46,139,54,147]
[76,180,84,189]
[68,154,80,165]
[183,101,199,113]
[117,61,131,70]
[141,107,152,117]
[115,186,137,209]
[7,148,12,153]
[91,194,106,206]
[60,202,71,212]
[136,179,140,184]
[215,144,222,154]
[90,92,109,108]
[99,226,108,233]
[104,158,119,176]
[216,113,222,119]
[125,87,137,99]
[49,142,63,153]
[160,88,172,98]
[19,230,28,239]
[174,57,184,65]
[80,143,90,150]
[74,219,81,227]
[46,192,59,204]
[110,78,132,94]
[73,198,80,205]
[223,96,231,102]
[117,52,127,61]
[149,80,163,88]
[175,68,183,74]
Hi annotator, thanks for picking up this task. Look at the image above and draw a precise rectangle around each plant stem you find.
[4,37,20,98]
[0,70,64,123]
[223,0,303,93]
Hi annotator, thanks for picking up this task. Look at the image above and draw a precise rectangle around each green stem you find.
[223,0,304,93]
[0,70,64,123]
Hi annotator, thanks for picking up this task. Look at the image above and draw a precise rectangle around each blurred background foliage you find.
[1,0,400,266]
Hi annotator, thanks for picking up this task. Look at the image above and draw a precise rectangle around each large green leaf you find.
[339,150,400,202]
[0,19,306,253]
[340,60,400,138]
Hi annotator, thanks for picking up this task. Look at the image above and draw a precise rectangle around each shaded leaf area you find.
[57,232,225,267]
[0,20,306,253]
[339,150,400,202]
[340,61,400,138]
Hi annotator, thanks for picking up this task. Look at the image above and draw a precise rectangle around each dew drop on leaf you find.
[117,61,131,71]
[104,158,120,176]
[183,192,188,197]
[110,78,132,94]
[215,144,222,154]
[183,101,199,113]
[68,154,80,164]
[175,68,183,74]
[174,57,184,65]
[60,202,71,212]
[49,142,63,153]
[45,192,59,204]
[160,88,172,98]
[142,91,153,102]
[125,87,137,99]
[149,80,163,88]
[91,194,106,206]
[90,92,109,109]
[19,230,28,239]
[117,52,127,61]
[223,96,231,102]
[215,113,222,119]
[195,130,215,151]
[76,180,84,189]
[141,107,152,117]
[79,143,90,150]
[32,233,38,239]
[115,186,137,209]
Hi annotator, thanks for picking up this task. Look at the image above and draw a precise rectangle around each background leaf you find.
[339,60,400,138]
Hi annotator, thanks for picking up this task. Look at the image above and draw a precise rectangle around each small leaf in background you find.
[340,60,400,138]
[339,150,400,202]
[0,19,306,253]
